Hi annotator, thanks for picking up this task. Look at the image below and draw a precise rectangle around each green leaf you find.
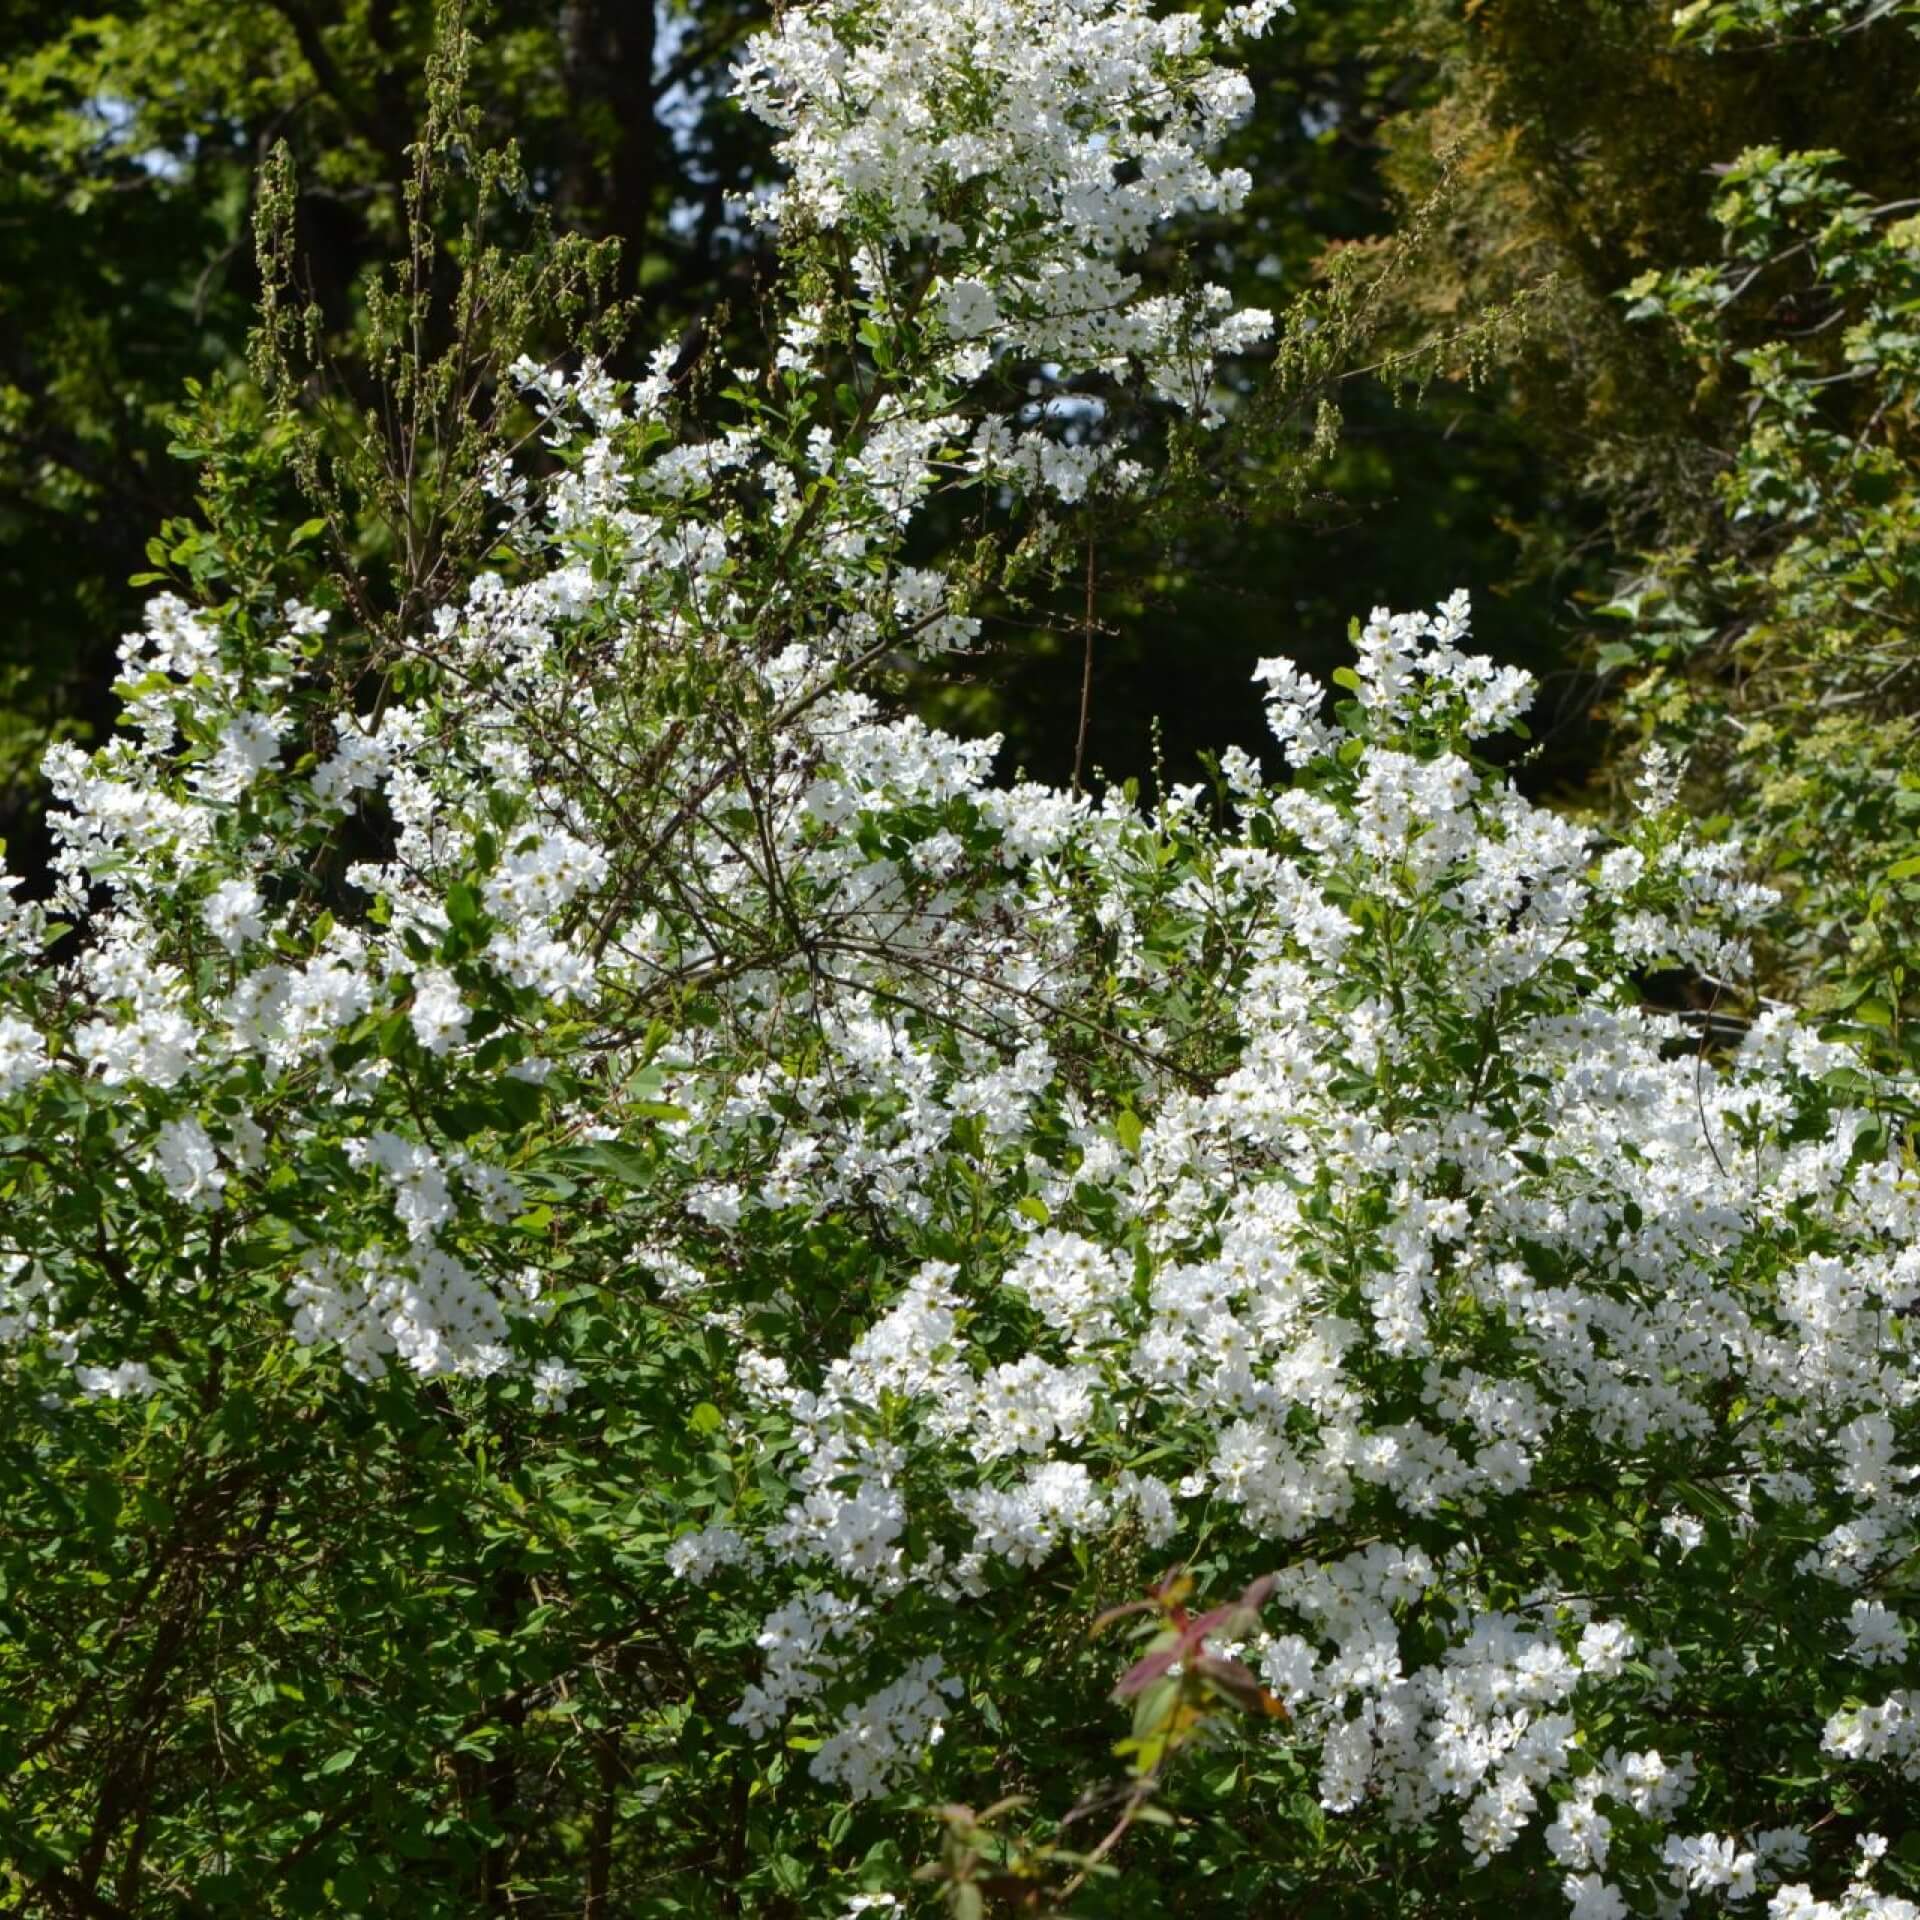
[553,1141,651,1185]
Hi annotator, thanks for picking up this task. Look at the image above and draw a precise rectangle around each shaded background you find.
[2,0,1916,841]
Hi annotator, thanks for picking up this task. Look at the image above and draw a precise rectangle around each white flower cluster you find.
[735,0,1277,386]
[811,1655,961,1800]
[735,0,1278,483]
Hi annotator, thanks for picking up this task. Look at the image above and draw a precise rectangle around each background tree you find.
[0,0,1625,855]
[1345,1,1920,1043]
[0,0,762,841]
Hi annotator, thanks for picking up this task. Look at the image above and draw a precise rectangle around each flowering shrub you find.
[2,0,1918,1914]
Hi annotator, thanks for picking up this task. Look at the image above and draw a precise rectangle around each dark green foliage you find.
[0,0,762,843]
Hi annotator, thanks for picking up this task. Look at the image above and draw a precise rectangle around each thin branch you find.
[1072,530,1096,797]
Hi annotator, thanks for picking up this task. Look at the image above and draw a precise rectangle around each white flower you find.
[1847,1601,1908,1668]
[530,1359,582,1412]
[1564,1874,1628,1920]
[203,878,266,952]
[666,1525,750,1584]
[150,1118,225,1211]
[409,969,470,1054]
[0,1014,48,1097]
[939,278,999,340]
[1576,1621,1636,1680]
[1660,1512,1705,1556]
[76,1359,158,1401]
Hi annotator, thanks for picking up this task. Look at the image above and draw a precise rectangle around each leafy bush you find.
[2,1,1918,1915]
[1610,141,1920,1070]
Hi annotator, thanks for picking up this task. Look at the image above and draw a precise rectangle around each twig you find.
[1073,531,1096,797]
